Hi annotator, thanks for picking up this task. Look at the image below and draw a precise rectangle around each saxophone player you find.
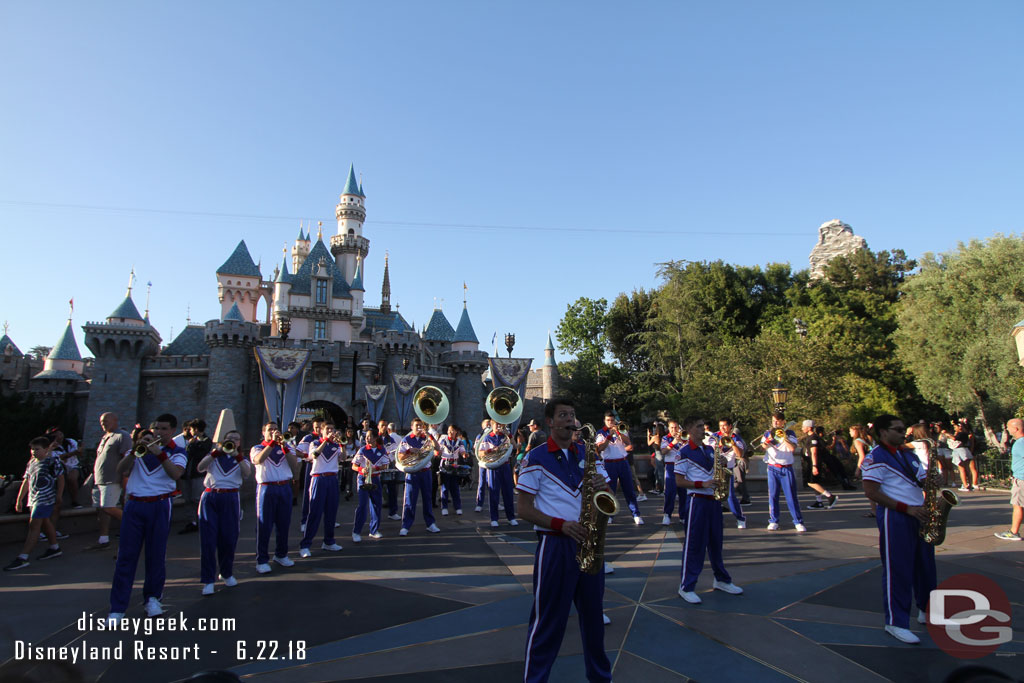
[861,415,937,644]
[516,397,612,683]
[675,416,743,604]
[711,418,747,529]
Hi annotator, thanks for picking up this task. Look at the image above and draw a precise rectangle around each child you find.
[5,437,66,571]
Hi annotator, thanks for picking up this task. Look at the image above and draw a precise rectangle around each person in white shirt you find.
[595,412,643,525]
[378,420,402,520]
[196,429,251,595]
[298,423,344,557]
[251,422,300,573]
[659,420,689,526]
[397,418,441,536]
[760,413,805,532]
[438,424,467,516]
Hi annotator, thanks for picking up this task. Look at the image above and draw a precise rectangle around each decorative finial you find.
[463,282,467,306]
[145,281,152,318]
[2,320,8,336]
[440,298,444,311]
[68,297,74,322]
[317,221,323,240]
[186,304,191,326]
[127,268,136,297]
[433,297,437,310]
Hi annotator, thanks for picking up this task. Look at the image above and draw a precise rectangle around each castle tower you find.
[380,253,392,313]
[541,332,559,400]
[272,254,292,337]
[82,289,161,446]
[205,304,260,442]
[34,321,85,380]
[331,164,370,283]
[216,240,263,322]
[444,302,487,431]
[291,224,311,274]
[351,254,365,320]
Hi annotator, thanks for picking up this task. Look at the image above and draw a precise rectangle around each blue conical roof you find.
[358,181,365,197]
[48,322,82,361]
[276,256,291,284]
[296,225,305,241]
[545,333,555,351]
[0,334,23,357]
[109,296,144,321]
[423,309,455,342]
[453,305,478,343]
[351,258,364,291]
[223,303,245,322]
[543,333,557,367]
[216,240,262,277]
[342,164,361,196]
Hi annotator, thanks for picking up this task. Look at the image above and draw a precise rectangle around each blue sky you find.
[1,2,1021,364]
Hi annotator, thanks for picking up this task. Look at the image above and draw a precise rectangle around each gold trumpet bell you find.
[485,387,523,425]
[413,385,450,425]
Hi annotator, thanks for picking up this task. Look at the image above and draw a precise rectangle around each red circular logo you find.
[927,573,1013,659]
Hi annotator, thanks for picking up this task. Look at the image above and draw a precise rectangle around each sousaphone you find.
[477,387,523,469]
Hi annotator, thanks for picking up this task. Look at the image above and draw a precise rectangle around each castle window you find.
[314,320,327,340]
[315,279,328,305]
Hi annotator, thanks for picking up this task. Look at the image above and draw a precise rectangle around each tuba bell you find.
[478,387,523,469]
[413,385,450,426]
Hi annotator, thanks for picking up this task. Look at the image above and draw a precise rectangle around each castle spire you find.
[126,268,136,297]
[380,252,392,313]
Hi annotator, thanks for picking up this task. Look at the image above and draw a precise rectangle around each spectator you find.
[648,421,667,495]
[180,419,213,534]
[4,437,65,571]
[88,412,132,550]
[951,421,979,492]
[993,418,1023,541]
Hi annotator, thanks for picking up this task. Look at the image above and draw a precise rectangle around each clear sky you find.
[2,2,1021,365]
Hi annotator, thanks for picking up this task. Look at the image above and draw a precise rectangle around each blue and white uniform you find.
[199,449,249,584]
[297,432,318,528]
[862,444,937,629]
[110,440,186,613]
[660,435,688,522]
[253,441,295,565]
[676,441,733,593]
[438,434,466,513]
[381,431,401,517]
[474,430,489,509]
[596,427,640,517]
[516,438,612,683]
[399,433,437,531]
[300,438,341,550]
[763,429,803,525]
[481,430,516,523]
[352,445,389,535]
[710,431,746,523]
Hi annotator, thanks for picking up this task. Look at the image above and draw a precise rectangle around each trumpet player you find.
[352,430,388,541]
[296,417,325,534]
[398,418,442,536]
[761,413,806,532]
[108,414,186,622]
[659,420,689,526]
[195,429,251,595]
[596,412,643,525]
[711,419,747,529]
[251,422,300,573]
[861,415,937,644]
[438,424,466,516]
[480,419,518,528]
[299,424,344,557]
[378,420,402,521]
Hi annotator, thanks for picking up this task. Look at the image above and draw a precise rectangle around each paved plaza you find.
[0,488,1020,682]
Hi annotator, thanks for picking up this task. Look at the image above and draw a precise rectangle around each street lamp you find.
[793,318,807,339]
[505,332,516,358]
[771,376,788,415]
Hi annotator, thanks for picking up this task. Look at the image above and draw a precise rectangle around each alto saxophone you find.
[920,444,959,545]
[575,424,620,575]
[712,438,730,501]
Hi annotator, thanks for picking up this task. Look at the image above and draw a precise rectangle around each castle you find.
[2,166,560,449]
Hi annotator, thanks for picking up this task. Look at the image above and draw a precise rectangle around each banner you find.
[487,357,532,434]
[254,347,311,427]
[365,384,389,424]
[392,373,419,432]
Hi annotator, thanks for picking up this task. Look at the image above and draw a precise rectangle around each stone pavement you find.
[0,487,1020,682]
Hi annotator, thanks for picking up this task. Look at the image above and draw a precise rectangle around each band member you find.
[252,422,300,573]
[343,427,358,501]
[352,431,388,542]
[196,429,251,594]
[861,415,937,644]
[479,419,518,528]
[675,417,743,604]
[799,420,839,510]
[711,418,747,529]
[659,420,688,526]
[517,397,612,683]
[297,417,325,531]
[596,412,643,525]
[108,414,186,621]
[474,419,490,512]
[299,423,344,557]
[378,419,402,520]
[438,424,466,516]
[761,414,805,532]
[398,418,441,536]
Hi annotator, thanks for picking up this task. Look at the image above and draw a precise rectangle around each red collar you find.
[546,437,572,452]
[687,439,700,449]
[882,443,903,455]
[261,440,276,447]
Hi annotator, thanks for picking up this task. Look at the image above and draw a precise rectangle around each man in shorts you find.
[88,412,132,550]
[994,418,1024,541]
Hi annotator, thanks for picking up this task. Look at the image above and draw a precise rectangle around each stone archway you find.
[300,399,348,428]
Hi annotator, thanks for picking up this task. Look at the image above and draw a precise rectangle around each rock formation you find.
[809,220,867,279]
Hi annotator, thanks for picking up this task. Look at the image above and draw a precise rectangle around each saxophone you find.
[711,436,731,501]
[575,424,620,575]
[919,443,959,545]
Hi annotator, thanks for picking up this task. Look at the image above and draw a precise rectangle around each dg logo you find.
[927,573,1013,659]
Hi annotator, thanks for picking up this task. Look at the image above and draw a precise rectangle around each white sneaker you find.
[335,522,341,527]
[885,625,920,644]
[299,548,312,558]
[634,515,644,525]
[256,563,272,574]
[300,524,306,533]
[352,533,362,543]
[637,494,648,502]
[202,583,215,596]
[795,523,807,533]
[678,589,702,604]
[388,513,402,521]
[498,504,505,511]
[322,543,342,551]
[426,524,441,533]
[918,610,927,625]
[221,575,238,587]
[603,613,611,624]
[274,555,295,567]
[713,580,743,595]
[604,562,615,575]
[474,506,482,512]
[662,514,671,526]
[456,509,463,515]
[509,519,519,526]
[767,522,780,530]
[490,520,499,528]
[441,508,449,516]
[369,531,383,539]
[737,520,746,529]
[107,612,125,625]
[399,528,409,536]
[145,597,163,617]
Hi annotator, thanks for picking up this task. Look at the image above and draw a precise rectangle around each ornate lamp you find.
[505,332,516,358]
[771,376,788,415]
[402,358,410,371]
[278,315,291,342]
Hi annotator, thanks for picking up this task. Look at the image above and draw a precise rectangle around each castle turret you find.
[351,254,365,319]
[34,321,85,380]
[452,302,479,353]
[331,164,370,283]
[205,308,259,442]
[272,254,292,337]
[380,253,392,313]
[291,223,311,274]
[542,333,559,400]
[216,240,262,322]
[442,302,487,431]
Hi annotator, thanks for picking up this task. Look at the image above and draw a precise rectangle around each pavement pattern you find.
[0,487,1020,682]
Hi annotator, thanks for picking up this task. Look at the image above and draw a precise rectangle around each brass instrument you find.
[615,422,628,434]
[220,440,237,454]
[575,424,620,574]
[773,428,787,442]
[478,387,523,469]
[413,385,450,426]
[920,445,959,545]
[395,426,439,473]
[711,438,730,501]
[719,434,734,451]
[133,436,158,458]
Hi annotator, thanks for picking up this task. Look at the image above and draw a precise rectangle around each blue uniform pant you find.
[110,497,172,613]
[299,460,312,526]
[604,458,639,516]
[476,465,489,508]
[256,483,292,564]
[199,490,240,584]
[440,471,462,511]
[681,494,731,593]
[402,469,436,530]
[386,478,399,516]
[301,473,338,549]
[767,465,803,524]
[524,534,611,683]
[726,474,745,522]
[877,507,937,628]
[353,475,383,535]
[487,462,515,522]
[663,463,688,520]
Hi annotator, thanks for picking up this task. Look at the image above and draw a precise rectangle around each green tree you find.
[555,297,609,376]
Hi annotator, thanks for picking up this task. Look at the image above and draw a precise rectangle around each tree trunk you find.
[971,388,998,452]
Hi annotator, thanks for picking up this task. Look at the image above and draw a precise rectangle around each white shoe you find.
[274,555,295,567]
[603,613,611,625]
[509,519,519,526]
[885,625,920,644]
[662,514,671,526]
[352,533,362,543]
[202,583,215,596]
[636,494,648,502]
[795,523,807,533]
[678,589,702,604]
[369,531,383,539]
[256,563,272,574]
[604,562,614,575]
[475,506,482,512]
[322,543,342,551]
[300,524,306,533]
[399,528,409,536]
[917,610,927,625]
[498,504,505,511]
[388,513,402,521]
[426,524,441,533]
[634,515,644,525]
[490,520,499,527]
[107,612,125,625]
[334,522,341,527]
[145,597,163,617]
[767,522,779,530]
[299,548,312,558]
[713,580,743,595]
[221,575,238,587]
[737,520,746,529]
[456,509,463,515]
[441,508,449,516]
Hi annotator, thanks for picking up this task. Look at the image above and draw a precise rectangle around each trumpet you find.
[133,437,158,458]
[220,440,237,454]
[719,434,734,451]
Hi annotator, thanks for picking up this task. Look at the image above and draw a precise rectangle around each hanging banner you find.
[254,347,311,427]
[392,373,419,432]
[365,384,389,424]
[487,358,533,435]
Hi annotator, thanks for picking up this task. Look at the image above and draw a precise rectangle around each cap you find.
[802,419,815,429]
[526,419,539,427]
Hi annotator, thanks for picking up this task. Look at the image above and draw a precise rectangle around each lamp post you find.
[793,318,807,339]
[277,315,291,342]
[505,332,516,358]
[771,376,788,415]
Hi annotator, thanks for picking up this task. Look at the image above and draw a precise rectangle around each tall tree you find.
[555,297,609,376]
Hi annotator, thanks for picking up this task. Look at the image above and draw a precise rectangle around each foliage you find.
[0,392,79,476]
[554,297,608,374]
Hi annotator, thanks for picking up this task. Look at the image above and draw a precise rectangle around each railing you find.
[977,449,1013,488]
